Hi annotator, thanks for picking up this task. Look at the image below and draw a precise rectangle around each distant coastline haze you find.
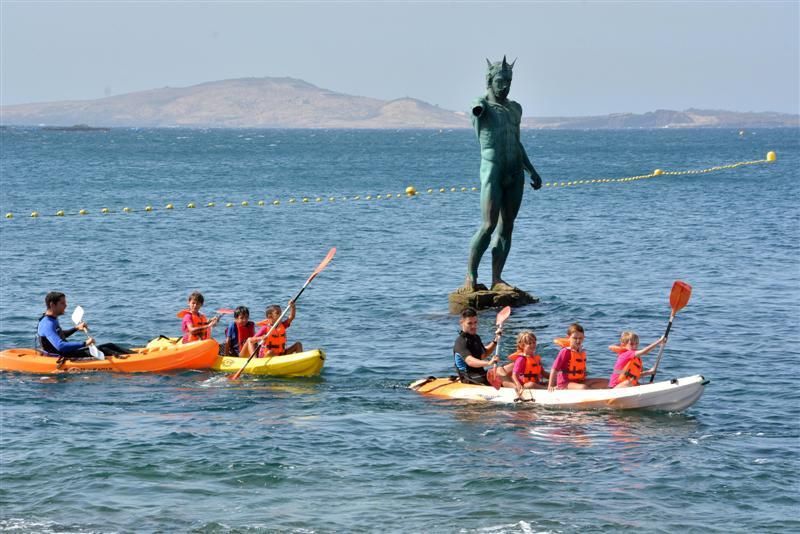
[1,2,798,116]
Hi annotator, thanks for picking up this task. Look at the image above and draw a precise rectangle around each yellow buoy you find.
[241,201,249,207]
[766,151,776,162]
[302,198,309,203]
[144,206,152,212]
[316,197,322,202]
[471,187,478,191]
[5,213,13,219]
[427,188,433,194]
[289,198,296,203]
[329,197,335,202]
[273,200,280,205]
[365,195,372,200]
[31,211,39,218]
[226,202,234,208]
[101,208,109,214]
[354,195,360,200]
[166,203,174,209]
[123,207,131,213]
[187,203,196,208]
[439,188,445,193]
[208,202,216,207]
[257,200,265,206]
[79,209,88,215]
[405,186,417,196]
[56,210,65,216]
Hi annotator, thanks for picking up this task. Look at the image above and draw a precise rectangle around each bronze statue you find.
[463,56,542,293]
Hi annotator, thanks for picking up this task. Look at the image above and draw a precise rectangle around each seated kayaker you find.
[453,307,510,386]
[37,291,94,357]
[240,302,302,358]
[509,331,549,396]
[179,291,219,343]
[223,306,256,356]
[608,331,664,388]
[547,323,608,391]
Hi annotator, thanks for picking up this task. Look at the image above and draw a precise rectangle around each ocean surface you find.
[1,127,798,533]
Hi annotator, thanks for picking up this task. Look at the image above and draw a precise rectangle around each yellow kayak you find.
[212,349,325,377]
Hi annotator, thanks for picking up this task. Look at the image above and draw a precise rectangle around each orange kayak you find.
[0,339,219,374]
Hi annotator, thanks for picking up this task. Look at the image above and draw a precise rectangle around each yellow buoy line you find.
[3,151,777,220]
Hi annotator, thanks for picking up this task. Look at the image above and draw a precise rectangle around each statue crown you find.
[485,55,516,84]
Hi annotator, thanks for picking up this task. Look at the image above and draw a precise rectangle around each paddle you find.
[70,305,105,360]
[229,247,336,381]
[176,308,234,339]
[649,281,692,383]
[486,306,511,390]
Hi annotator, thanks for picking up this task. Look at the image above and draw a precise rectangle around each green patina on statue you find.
[464,56,542,293]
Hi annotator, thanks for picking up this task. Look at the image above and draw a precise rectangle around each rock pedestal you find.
[448,286,539,313]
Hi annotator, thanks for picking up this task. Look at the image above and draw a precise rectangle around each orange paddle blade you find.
[495,306,512,326]
[609,344,626,354]
[306,247,336,284]
[176,309,189,318]
[486,367,502,390]
[669,281,692,313]
[217,308,235,315]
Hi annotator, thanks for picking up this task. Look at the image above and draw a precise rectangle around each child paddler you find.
[547,323,608,391]
[608,331,665,388]
[179,291,219,343]
[224,306,255,356]
[240,302,302,358]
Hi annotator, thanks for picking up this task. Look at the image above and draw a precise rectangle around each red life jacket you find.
[509,351,543,384]
[553,338,587,383]
[259,321,288,356]
[618,356,643,385]
[235,321,255,353]
[178,310,209,342]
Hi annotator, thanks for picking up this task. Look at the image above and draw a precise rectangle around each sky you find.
[1,1,798,116]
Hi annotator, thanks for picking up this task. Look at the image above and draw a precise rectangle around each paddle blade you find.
[305,247,337,285]
[216,308,235,315]
[88,344,105,360]
[176,310,189,319]
[486,367,502,390]
[669,281,692,314]
[71,305,84,325]
[495,306,512,326]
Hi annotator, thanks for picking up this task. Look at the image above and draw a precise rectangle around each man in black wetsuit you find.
[453,307,502,385]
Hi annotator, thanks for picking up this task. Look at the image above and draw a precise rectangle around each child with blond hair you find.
[608,331,665,388]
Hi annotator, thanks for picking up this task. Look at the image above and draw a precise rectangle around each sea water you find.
[0,127,798,532]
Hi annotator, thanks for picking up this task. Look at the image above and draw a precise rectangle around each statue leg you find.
[491,173,524,289]
[465,163,501,291]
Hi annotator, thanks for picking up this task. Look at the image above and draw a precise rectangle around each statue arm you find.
[519,142,542,190]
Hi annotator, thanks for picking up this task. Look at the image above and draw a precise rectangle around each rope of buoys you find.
[2,152,777,221]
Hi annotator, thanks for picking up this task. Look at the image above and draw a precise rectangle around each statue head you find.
[485,56,515,100]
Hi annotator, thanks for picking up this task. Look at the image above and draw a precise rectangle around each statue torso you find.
[472,97,523,167]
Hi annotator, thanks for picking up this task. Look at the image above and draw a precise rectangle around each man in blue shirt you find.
[37,291,94,356]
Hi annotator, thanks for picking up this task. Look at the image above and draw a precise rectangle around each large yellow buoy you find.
[5,213,12,219]
[405,185,417,196]
[766,151,776,162]
[79,209,88,215]
[653,169,663,176]
[56,210,65,216]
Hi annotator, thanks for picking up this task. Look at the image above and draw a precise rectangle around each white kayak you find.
[409,374,708,412]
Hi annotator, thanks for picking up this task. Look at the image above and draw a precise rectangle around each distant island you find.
[2,77,797,129]
[41,124,111,132]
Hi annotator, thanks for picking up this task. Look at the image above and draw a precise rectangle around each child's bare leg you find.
[284,342,303,355]
[239,338,258,358]
[613,379,634,389]
[585,378,609,389]
[566,382,589,390]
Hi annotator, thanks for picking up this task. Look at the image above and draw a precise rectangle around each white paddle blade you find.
[71,305,85,326]
[88,344,105,360]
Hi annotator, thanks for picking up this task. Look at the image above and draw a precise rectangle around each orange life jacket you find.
[509,351,543,384]
[259,321,287,356]
[553,338,586,383]
[178,310,209,342]
[618,356,643,385]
